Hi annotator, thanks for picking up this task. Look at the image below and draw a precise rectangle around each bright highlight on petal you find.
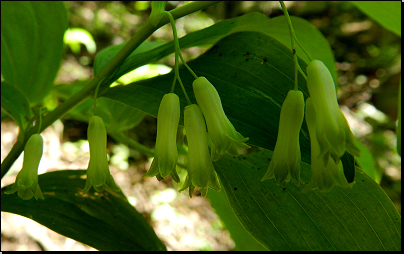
[144,93,180,183]
[303,98,354,192]
[193,77,250,161]
[261,90,305,185]
[306,60,360,165]
[83,116,120,193]
[180,104,221,197]
[5,134,45,200]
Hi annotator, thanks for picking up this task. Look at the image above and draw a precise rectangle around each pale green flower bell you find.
[5,134,45,200]
[193,77,250,161]
[303,98,354,192]
[180,104,221,197]
[144,93,180,183]
[306,60,360,165]
[83,116,120,193]
[261,90,305,185]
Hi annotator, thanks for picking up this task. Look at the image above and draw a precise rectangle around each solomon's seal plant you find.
[306,60,360,165]
[261,90,304,185]
[5,134,45,200]
[303,98,354,192]
[193,77,250,161]
[180,104,221,197]
[144,93,180,183]
[83,115,120,193]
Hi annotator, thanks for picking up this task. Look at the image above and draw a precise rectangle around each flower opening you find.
[306,60,360,165]
[261,90,305,185]
[180,104,221,197]
[303,98,354,192]
[144,93,180,182]
[5,134,45,200]
[83,116,120,193]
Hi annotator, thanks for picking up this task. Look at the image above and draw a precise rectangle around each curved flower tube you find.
[5,134,45,200]
[180,104,221,197]
[144,93,180,182]
[261,90,304,185]
[303,98,354,192]
[306,60,360,165]
[83,116,120,193]
[193,77,250,161]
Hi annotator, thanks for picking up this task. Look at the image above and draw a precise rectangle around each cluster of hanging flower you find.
[5,115,122,200]
[145,77,249,197]
[261,60,360,192]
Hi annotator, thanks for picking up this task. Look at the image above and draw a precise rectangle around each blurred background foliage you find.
[2,1,400,251]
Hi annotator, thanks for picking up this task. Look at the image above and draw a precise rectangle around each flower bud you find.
[144,93,180,182]
[306,60,360,165]
[5,134,45,200]
[83,116,120,193]
[193,77,250,161]
[180,104,221,197]
[261,90,304,185]
[303,98,354,192]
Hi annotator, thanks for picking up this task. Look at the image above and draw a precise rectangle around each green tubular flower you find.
[5,134,45,200]
[144,93,180,182]
[193,77,250,161]
[303,98,354,192]
[306,60,360,165]
[261,90,304,185]
[83,116,120,193]
[180,104,221,197]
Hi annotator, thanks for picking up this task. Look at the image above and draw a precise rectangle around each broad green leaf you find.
[94,12,336,91]
[1,1,68,104]
[1,170,166,251]
[213,150,401,251]
[352,1,401,37]
[207,184,267,251]
[1,81,32,130]
[354,140,381,183]
[94,41,165,78]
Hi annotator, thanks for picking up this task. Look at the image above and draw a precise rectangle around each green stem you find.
[166,11,198,80]
[109,132,155,156]
[36,107,44,134]
[1,1,221,179]
[166,11,194,104]
[93,78,104,116]
[109,131,188,157]
[280,1,310,89]
[280,1,298,91]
